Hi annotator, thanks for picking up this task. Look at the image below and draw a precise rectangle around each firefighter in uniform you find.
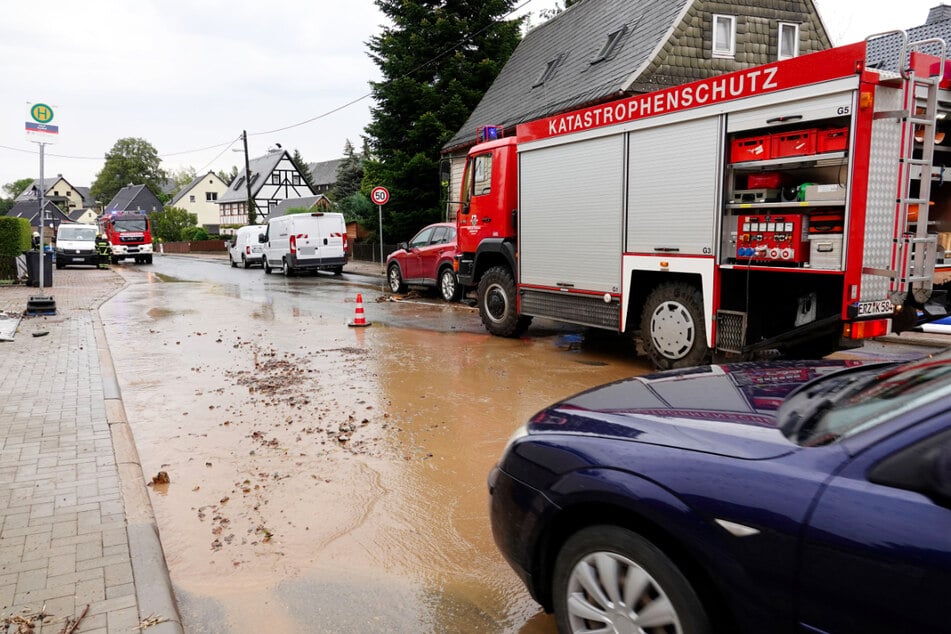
[95,234,111,269]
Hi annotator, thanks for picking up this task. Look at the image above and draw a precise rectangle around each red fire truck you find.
[454,35,950,368]
[97,211,154,264]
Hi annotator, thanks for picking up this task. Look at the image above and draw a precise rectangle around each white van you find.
[228,225,265,268]
[54,224,99,269]
[261,212,348,276]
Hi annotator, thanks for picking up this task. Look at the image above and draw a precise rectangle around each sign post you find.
[370,186,390,279]
[25,102,59,306]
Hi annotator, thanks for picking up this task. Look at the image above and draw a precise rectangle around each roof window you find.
[591,25,628,64]
[533,54,564,88]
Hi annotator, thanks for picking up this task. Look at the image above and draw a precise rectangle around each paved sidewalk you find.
[0,269,181,633]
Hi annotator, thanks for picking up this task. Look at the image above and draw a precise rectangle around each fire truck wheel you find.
[439,267,461,302]
[388,263,407,293]
[641,283,709,370]
[478,266,532,337]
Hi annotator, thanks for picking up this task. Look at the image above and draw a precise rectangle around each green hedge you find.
[0,217,31,256]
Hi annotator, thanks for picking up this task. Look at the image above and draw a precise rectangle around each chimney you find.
[927,4,951,23]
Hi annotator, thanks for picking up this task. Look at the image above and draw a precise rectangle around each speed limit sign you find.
[371,186,390,205]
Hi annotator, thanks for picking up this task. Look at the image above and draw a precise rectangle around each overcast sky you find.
[0,0,945,192]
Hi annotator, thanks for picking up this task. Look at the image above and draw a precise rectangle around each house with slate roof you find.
[6,199,72,236]
[15,174,93,215]
[308,159,345,194]
[168,171,229,231]
[866,5,951,71]
[443,0,832,201]
[104,184,164,214]
[68,208,98,224]
[217,149,315,226]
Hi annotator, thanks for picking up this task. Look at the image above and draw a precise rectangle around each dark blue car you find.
[488,352,951,633]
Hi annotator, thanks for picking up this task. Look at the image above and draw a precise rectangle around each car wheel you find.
[282,258,293,276]
[640,282,709,370]
[387,263,406,293]
[263,258,272,275]
[553,525,712,634]
[332,266,343,276]
[477,266,531,337]
[242,255,250,269]
[438,267,461,302]
[230,254,237,268]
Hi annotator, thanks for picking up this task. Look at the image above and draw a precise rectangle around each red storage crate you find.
[747,172,783,189]
[730,135,770,162]
[817,127,849,153]
[771,129,817,158]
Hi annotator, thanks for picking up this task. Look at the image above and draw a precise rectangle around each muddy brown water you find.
[101,279,649,632]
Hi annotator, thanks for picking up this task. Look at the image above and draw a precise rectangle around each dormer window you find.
[712,14,736,59]
[533,54,564,88]
[778,22,799,60]
[591,25,628,64]
[234,176,245,190]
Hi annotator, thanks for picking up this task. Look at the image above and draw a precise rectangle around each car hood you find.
[57,240,95,250]
[528,360,860,459]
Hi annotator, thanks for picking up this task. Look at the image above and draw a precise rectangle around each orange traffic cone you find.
[348,293,371,327]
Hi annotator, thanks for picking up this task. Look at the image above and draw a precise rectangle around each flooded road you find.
[100,260,649,632]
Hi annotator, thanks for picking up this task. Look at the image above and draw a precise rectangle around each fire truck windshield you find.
[114,219,148,232]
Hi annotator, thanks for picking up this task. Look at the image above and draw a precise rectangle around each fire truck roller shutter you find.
[519,133,625,295]
[626,116,721,256]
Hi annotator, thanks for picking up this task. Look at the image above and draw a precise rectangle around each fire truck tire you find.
[478,266,531,337]
[111,256,119,265]
[144,255,152,264]
[641,283,709,370]
[439,267,461,302]
[388,263,407,293]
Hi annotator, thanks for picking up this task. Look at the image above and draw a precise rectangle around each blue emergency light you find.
[477,125,503,143]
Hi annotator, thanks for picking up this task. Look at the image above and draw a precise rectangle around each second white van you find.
[228,225,265,268]
[261,212,348,276]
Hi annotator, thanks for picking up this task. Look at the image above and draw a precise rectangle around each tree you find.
[331,139,363,203]
[291,150,317,192]
[149,206,197,242]
[91,138,166,204]
[364,0,522,242]
[3,178,34,200]
[167,167,198,199]
[217,165,239,186]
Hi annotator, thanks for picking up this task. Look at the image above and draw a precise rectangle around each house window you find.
[189,195,196,203]
[591,25,628,64]
[234,176,245,190]
[271,173,280,185]
[712,14,736,58]
[292,174,301,185]
[778,22,799,60]
[206,192,217,201]
[533,54,564,88]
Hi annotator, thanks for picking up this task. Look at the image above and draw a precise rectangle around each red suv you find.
[386,222,460,301]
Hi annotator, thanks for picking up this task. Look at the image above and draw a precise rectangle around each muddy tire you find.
[641,282,709,370]
[478,266,531,337]
[388,263,406,293]
[553,525,712,634]
[439,267,461,302]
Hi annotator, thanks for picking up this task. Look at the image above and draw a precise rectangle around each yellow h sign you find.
[30,103,54,123]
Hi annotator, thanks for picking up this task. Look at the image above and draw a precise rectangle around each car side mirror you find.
[399,242,408,251]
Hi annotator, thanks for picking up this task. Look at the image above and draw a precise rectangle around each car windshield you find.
[58,226,97,241]
[114,219,147,232]
[779,349,951,446]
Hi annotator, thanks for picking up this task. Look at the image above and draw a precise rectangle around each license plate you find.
[855,299,894,317]
[72,257,84,262]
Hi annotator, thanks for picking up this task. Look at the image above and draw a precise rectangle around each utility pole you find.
[242,130,256,225]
